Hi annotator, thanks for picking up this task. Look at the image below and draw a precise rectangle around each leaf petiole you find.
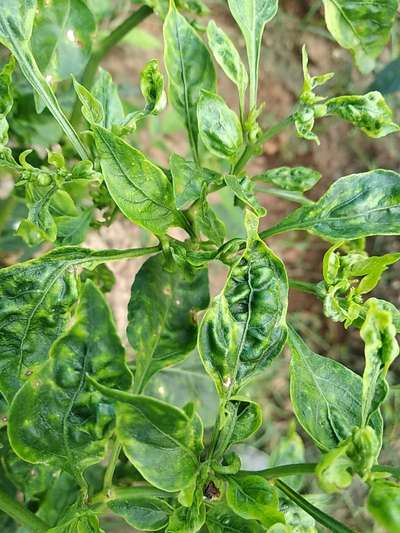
[0,487,49,532]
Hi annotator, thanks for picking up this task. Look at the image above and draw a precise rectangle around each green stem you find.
[103,440,122,496]
[110,486,171,500]
[89,244,160,263]
[255,186,314,206]
[288,279,324,297]
[70,5,153,127]
[275,479,357,533]
[0,488,49,532]
[233,115,293,174]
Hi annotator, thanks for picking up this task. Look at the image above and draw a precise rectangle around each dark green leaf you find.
[114,392,203,492]
[163,2,216,160]
[226,473,284,527]
[255,166,321,192]
[31,0,95,82]
[369,58,400,95]
[265,170,400,240]
[227,398,263,446]
[108,496,172,531]
[55,209,93,246]
[170,153,221,209]
[206,503,264,533]
[191,185,226,246]
[322,0,397,73]
[199,211,288,395]
[197,90,243,160]
[288,326,382,452]
[368,480,400,533]
[227,0,278,108]
[167,501,205,533]
[127,253,209,392]
[326,92,399,138]
[8,281,131,479]
[93,126,180,235]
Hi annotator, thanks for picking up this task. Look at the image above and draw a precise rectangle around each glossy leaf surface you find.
[163,2,215,159]
[8,281,131,478]
[127,253,209,392]
[288,326,382,451]
[322,0,397,73]
[108,497,172,531]
[226,473,284,527]
[265,170,400,240]
[199,212,288,395]
[93,126,179,235]
[206,504,264,533]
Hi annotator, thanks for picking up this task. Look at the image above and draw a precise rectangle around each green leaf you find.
[269,423,305,490]
[127,253,209,392]
[170,153,221,209]
[0,0,88,159]
[227,0,278,108]
[167,501,206,533]
[55,208,93,246]
[141,59,167,115]
[86,383,203,492]
[197,90,243,161]
[206,20,248,110]
[73,78,104,125]
[226,398,263,447]
[108,497,172,531]
[264,170,400,240]
[360,300,399,426]
[92,68,124,129]
[322,0,398,73]
[224,174,266,216]
[255,166,321,192]
[31,0,95,82]
[206,503,265,533]
[199,211,288,395]
[368,480,400,533]
[0,247,88,401]
[369,57,400,95]
[8,281,132,480]
[47,507,105,532]
[163,2,216,160]
[226,473,284,528]
[191,185,227,246]
[288,326,382,452]
[326,92,399,138]
[93,126,180,235]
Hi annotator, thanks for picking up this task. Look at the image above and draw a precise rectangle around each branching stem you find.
[0,488,49,532]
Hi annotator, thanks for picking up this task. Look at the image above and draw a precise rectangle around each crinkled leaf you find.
[55,208,93,245]
[108,497,172,531]
[8,281,131,479]
[256,166,321,192]
[227,0,278,107]
[73,78,104,125]
[368,480,400,533]
[167,501,205,533]
[322,0,397,73]
[191,185,226,246]
[326,92,399,138]
[227,398,263,447]
[127,253,209,392]
[0,57,15,145]
[0,247,92,401]
[141,59,166,115]
[266,170,400,240]
[288,326,382,451]
[31,0,95,82]
[199,211,288,395]
[360,300,399,426]
[197,90,243,160]
[163,3,215,160]
[224,174,266,216]
[226,473,284,528]
[170,153,221,209]
[207,20,248,108]
[93,126,180,235]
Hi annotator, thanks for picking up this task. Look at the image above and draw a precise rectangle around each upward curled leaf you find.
[8,281,132,480]
[199,211,288,395]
